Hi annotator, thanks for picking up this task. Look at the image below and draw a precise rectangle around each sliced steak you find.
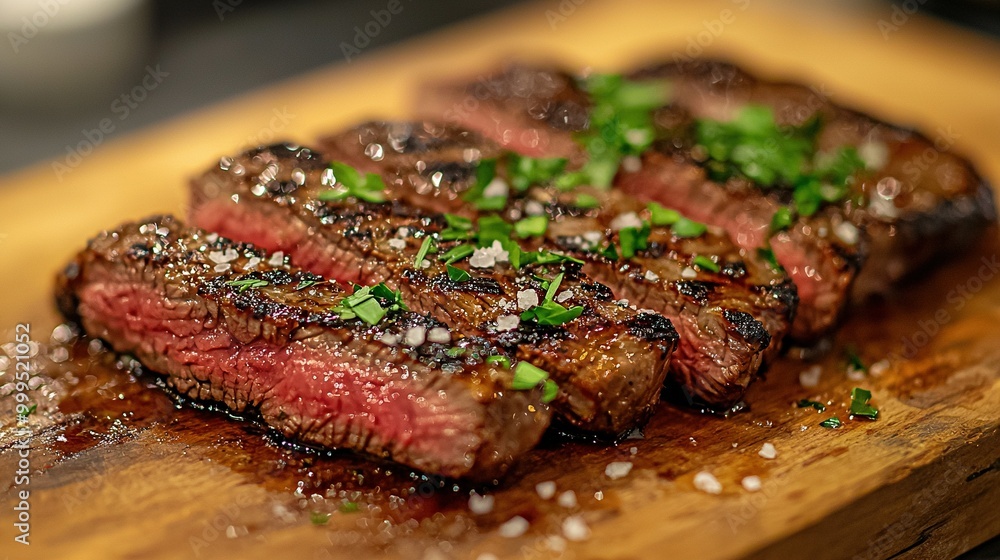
[55,216,550,479]
[416,61,995,340]
[190,145,677,435]
[319,122,797,407]
[627,58,996,300]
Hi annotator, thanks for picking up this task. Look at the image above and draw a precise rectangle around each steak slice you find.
[319,121,797,407]
[627,58,996,299]
[189,145,678,435]
[55,215,551,479]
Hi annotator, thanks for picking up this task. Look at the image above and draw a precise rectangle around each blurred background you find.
[0,0,999,175]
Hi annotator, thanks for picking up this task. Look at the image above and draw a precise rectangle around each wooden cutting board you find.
[2,1,1000,559]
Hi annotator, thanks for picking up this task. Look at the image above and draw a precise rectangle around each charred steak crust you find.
[315,121,797,408]
[56,215,551,479]
[190,144,678,436]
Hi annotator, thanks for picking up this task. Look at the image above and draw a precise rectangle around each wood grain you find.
[2,1,999,559]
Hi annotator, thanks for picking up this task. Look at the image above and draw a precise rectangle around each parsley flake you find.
[318,161,387,203]
[819,416,842,429]
[849,387,879,420]
[226,278,269,293]
[511,362,559,403]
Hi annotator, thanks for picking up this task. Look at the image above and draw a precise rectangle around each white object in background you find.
[0,0,151,111]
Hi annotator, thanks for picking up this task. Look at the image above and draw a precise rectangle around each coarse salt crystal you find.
[582,231,604,247]
[483,177,509,199]
[496,315,520,332]
[693,471,722,495]
[396,227,410,238]
[404,326,426,347]
[605,461,633,480]
[245,257,261,270]
[498,516,529,538]
[525,200,545,216]
[644,270,660,282]
[759,443,777,460]
[869,359,890,377]
[388,238,407,250]
[741,476,762,492]
[859,140,889,170]
[835,221,860,245]
[476,554,500,560]
[469,248,496,268]
[799,365,822,387]
[557,490,577,508]
[468,493,494,515]
[517,289,539,310]
[420,259,431,269]
[268,252,285,267]
[630,446,638,455]
[51,324,74,344]
[616,298,630,307]
[426,327,451,344]
[562,515,591,542]
[205,233,219,243]
[214,263,231,273]
[847,366,866,381]
[535,481,556,500]
[555,290,573,303]
[681,266,698,279]
[380,333,400,346]
[610,212,643,232]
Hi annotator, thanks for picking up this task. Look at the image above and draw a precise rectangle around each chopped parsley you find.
[646,202,707,238]
[24,404,37,416]
[310,512,331,525]
[576,74,671,187]
[845,346,866,373]
[849,387,879,420]
[332,283,407,325]
[520,273,584,326]
[573,193,600,209]
[511,362,559,403]
[507,154,568,192]
[440,214,475,241]
[692,255,720,273]
[486,355,511,368]
[439,244,475,264]
[226,278,269,293]
[318,161,387,203]
[796,399,827,413]
[339,502,360,514]
[618,222,651,259]
[819,416,842,429]
[446,264,471,282]
[462,158,504,210]
[695,106,866,217]
[514,215,548,238]
[770,207,794,233]
[413,236,436,268]
[295,277,323,291]
[756,246,784,273]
